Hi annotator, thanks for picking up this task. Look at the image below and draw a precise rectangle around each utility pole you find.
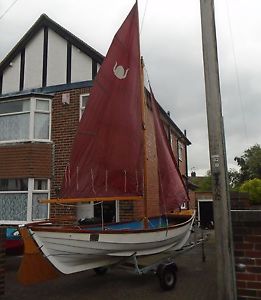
[199,0,237,299]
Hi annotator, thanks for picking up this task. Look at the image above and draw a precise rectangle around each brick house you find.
[0,14,191,225]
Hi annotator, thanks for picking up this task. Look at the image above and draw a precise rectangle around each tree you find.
[234,144,261,183]
[227,168,241,190]
[190,170,212,192]
[239,178,261,205]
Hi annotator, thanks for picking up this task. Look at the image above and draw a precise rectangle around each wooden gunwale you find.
[28,213,194,234]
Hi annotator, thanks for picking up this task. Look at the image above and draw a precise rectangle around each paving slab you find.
[2,229,217,300]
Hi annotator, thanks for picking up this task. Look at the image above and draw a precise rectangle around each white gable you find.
[47,29,67,86]
[71,45,92,83]
[0,15,102,96]
[24,29,44,90]
[2,55,20,94]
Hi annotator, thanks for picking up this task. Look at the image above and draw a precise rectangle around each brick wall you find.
[120,100,160,221]
[0,143,52,178]
[50,87,91,221]
[232,210,261,300]
[50,87,189,222]
[0,227,5,296]
[178,142,187,175]
[143,103,160,218]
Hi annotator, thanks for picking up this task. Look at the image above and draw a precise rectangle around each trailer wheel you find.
[93,267,108,275]
[157,263,177,291]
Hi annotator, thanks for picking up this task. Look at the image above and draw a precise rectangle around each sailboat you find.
[18,1,195,284]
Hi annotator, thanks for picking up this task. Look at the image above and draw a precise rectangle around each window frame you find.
[0,178,50,224]
[178,141,183,162]
[79,93,89,120]
[0,97,51,144]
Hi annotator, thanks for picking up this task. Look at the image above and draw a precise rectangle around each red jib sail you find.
[150,87,189,212]
[62,2,143,198]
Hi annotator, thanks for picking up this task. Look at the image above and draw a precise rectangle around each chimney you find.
[191,171,196,177]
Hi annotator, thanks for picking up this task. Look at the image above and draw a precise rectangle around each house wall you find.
[50,87,91,221]
[177,140,187,175]
[0,27,97,96]
[2,55,20,94]
[144,103,160,218]
[24,29,44,90]
[0,14,191,223]
[0,143,52,178]
[49,88,162,222]
[128,102,160,220]
[47,30,67,86]
[71,46,92,83]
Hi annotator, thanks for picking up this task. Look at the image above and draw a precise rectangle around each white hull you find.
[30,213,195,274]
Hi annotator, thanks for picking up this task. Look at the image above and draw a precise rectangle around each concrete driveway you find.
[3,230,217,300]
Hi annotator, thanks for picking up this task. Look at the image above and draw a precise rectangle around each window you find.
[34,99,50,140]
[32,179,49,221]
[0,178,50,224]
[80,94,89,119]
[169,131,173,150]
[178,142,183,161]
[0,97,51,143]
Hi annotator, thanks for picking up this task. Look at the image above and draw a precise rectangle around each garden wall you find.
[232,210,261,300]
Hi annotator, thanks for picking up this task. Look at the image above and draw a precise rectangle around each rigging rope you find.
[139,0,149,37]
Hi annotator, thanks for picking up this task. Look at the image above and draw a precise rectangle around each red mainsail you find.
[150,87,189,212]
[62,2,143,198]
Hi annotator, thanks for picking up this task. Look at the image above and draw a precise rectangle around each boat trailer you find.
[94,228,208,291]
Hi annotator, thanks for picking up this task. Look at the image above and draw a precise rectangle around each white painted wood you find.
[2,55,20,94]
[71,45,92,83]
[26,179,33,222]
[24,29,44,90]
[28,213,195,274]
[47,29,67,86]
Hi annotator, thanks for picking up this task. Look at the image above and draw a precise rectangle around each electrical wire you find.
[0,0,19,21]
[224,0,249,143]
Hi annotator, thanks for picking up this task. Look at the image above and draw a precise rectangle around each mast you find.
[200,0,237,299]
[140,56,148,228]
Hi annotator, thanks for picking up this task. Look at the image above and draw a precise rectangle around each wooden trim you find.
[29,212,195,234]
[40,195,143,204]
[0,14,104,75]
[66,42,71,84]
[42,26,48,87]
[92,59,97,80]
[19,48,25,91]
[0,72,2,95]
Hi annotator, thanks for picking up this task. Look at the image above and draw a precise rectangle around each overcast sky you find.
[1,0,260,176]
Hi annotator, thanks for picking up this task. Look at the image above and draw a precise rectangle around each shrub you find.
[239,178,261,205]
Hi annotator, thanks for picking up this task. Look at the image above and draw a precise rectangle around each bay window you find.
[0,97,51,143]
[0,178,50,224]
